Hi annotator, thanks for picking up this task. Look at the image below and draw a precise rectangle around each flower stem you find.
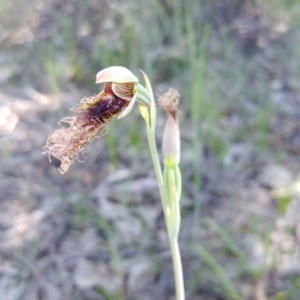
[146,124,185,300]
[146,124,168,214]
[170,237,185,300]
[140,73,185,299]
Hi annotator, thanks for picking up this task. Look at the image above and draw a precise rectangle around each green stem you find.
[147,126,185,300]
[146,124,168,213]
[140,71,185,299]
[170,237,185,300]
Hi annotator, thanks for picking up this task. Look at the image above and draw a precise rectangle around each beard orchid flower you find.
[43,66,151,174]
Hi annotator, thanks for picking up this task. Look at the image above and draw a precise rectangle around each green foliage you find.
[275,195,293,214]
[197,245,242,300]
[72,202,113,239]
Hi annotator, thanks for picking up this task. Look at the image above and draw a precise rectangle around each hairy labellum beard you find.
[43,92,129,174]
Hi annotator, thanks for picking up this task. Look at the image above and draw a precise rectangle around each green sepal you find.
[139,70,156,129]
[163,165,182,238]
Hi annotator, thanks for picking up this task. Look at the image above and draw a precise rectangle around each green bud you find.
[163,165,182,238]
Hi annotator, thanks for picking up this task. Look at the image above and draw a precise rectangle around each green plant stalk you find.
[146,123,167,210]
[140,71,185,300]
[146,124,185,300]
[170,236,184,300]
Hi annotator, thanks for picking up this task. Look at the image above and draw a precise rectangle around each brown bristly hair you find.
[158,88,180,120]
[43,92,129,174]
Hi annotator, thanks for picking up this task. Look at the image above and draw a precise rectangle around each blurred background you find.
[1,0,300,299]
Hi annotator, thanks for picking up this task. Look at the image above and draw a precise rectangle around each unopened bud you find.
[162,115,180,166]
[159,89,180,166]
[160,89,181,238]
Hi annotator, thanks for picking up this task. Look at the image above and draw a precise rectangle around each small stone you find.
[73,258,99,289]
[258,164,292,188]
[125,258,155,298]
[223,143,253,167]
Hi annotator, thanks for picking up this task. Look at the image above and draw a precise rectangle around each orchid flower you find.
[43,68,185,300]
[43,66,150,174]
